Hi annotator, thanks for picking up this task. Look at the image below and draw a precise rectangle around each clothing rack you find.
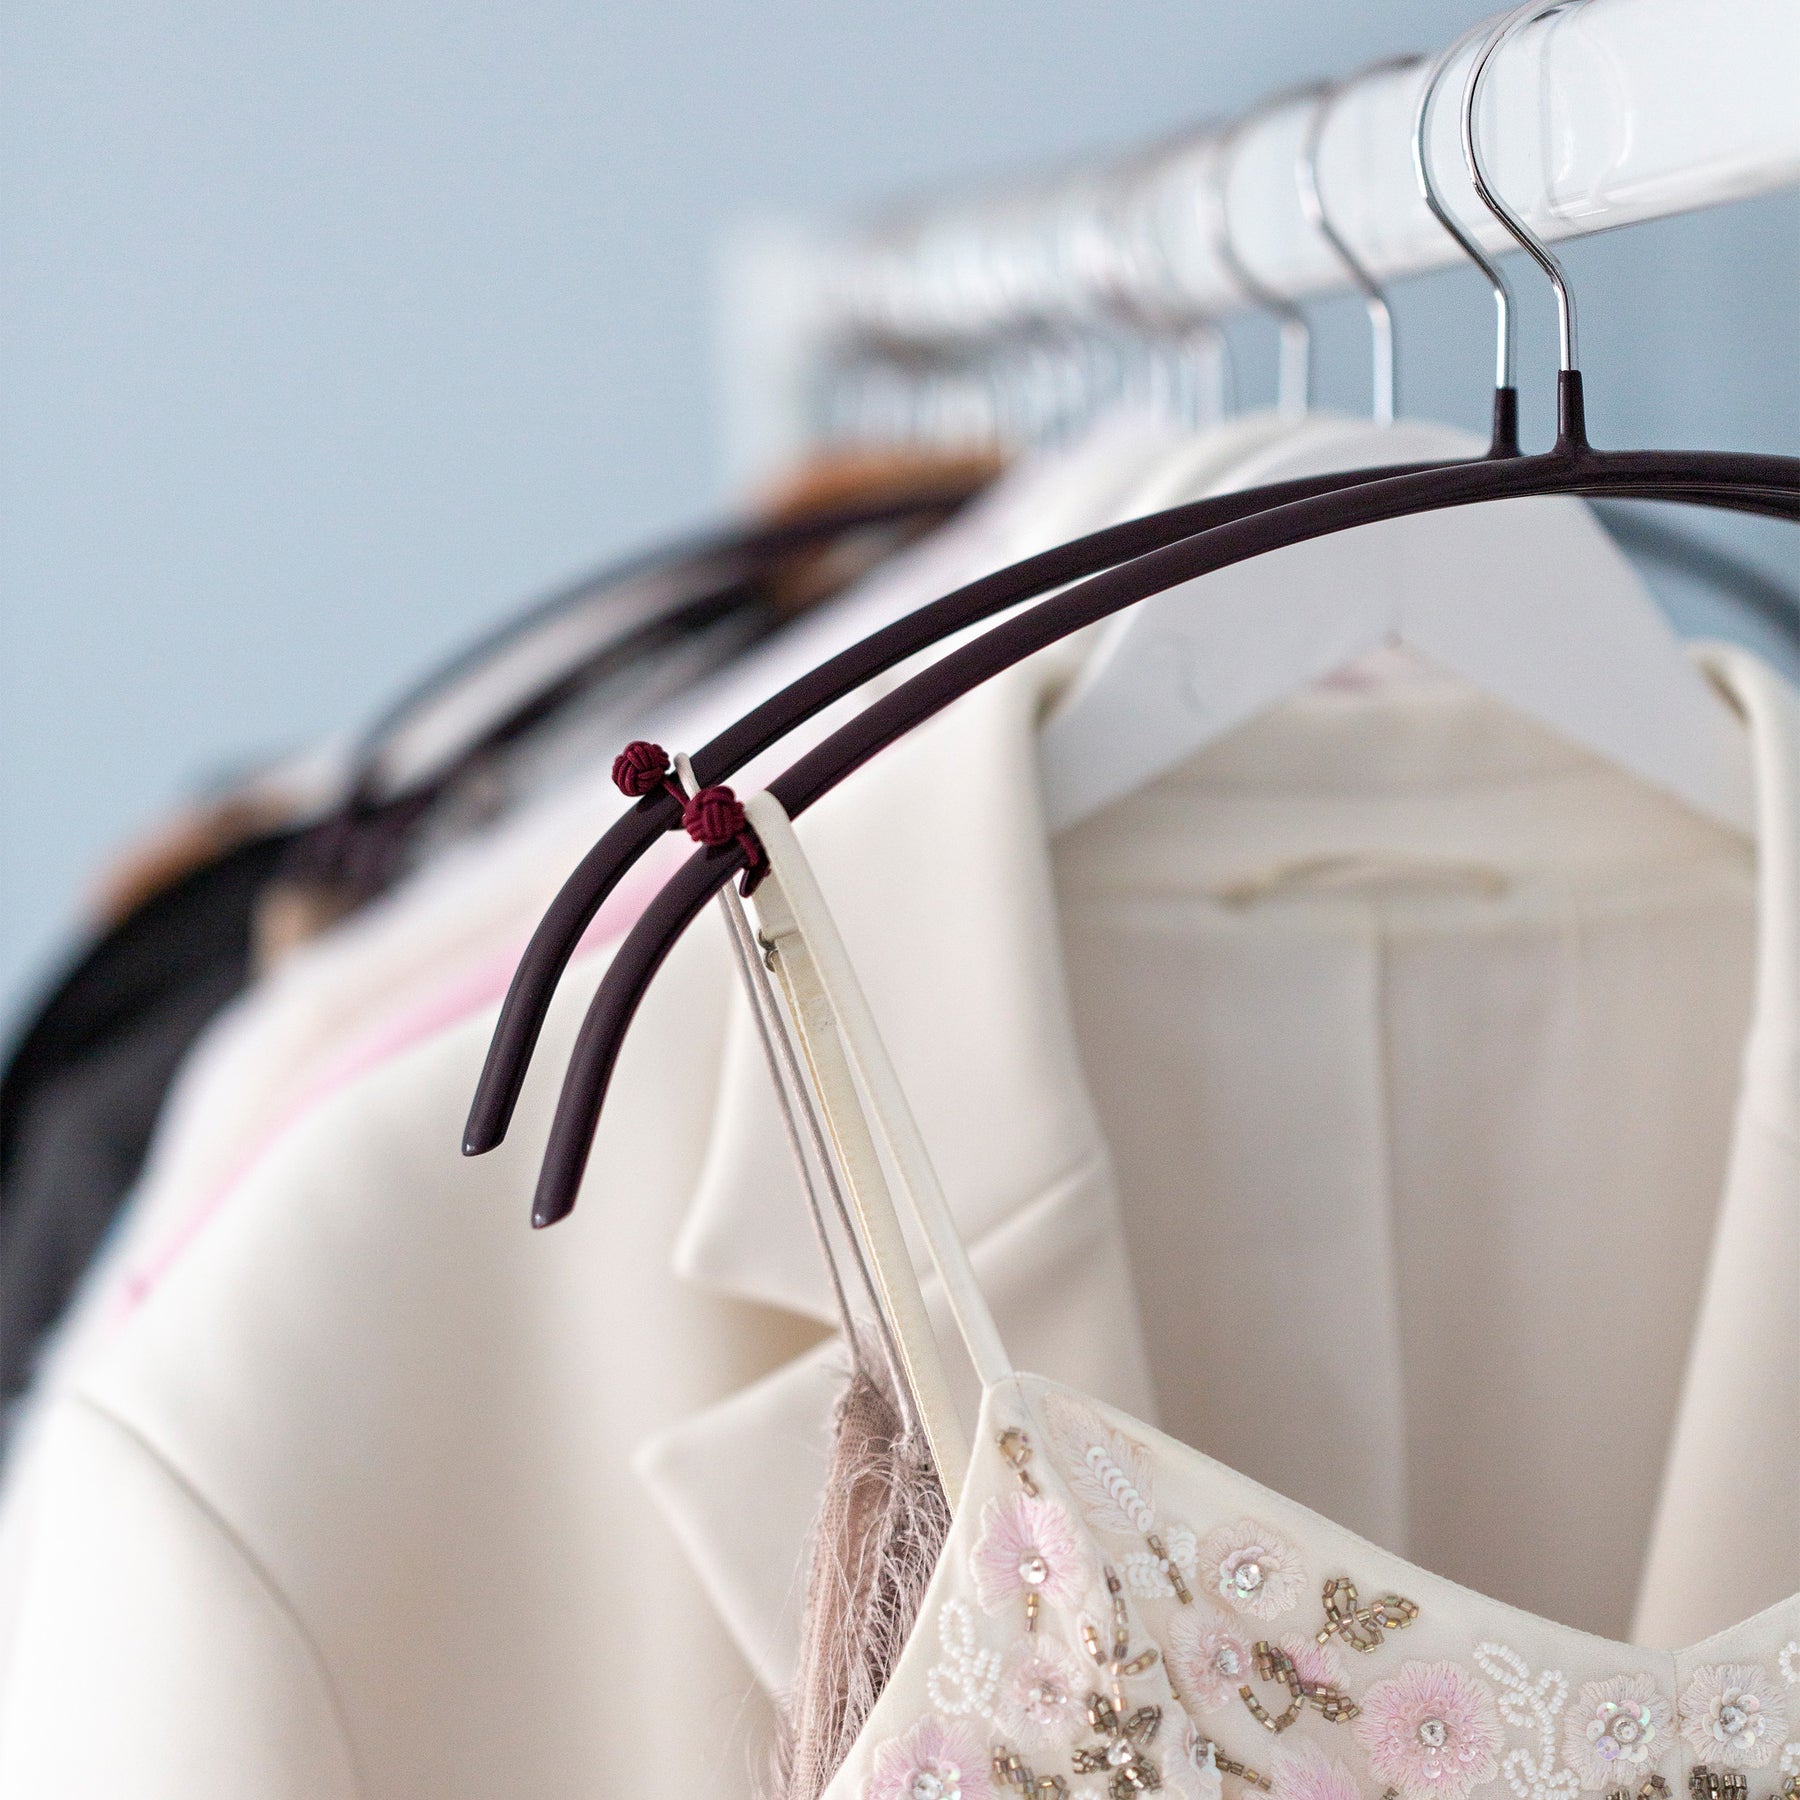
[719,0,1800,481]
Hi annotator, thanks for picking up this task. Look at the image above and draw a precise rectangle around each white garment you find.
[105,415,1188,1292]
[23,417,1181,1406]
[0,621,1793,1796]
[660,644,1784,1669]
[728,804,1800,1800]
[0,419,1180,1795]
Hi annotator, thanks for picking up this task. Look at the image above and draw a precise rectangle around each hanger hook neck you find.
[1412,21,1521,452]
[1464,0,1592,448]
[1215,99,1312,418]
[1113,132,1238,423]
[1298,62,1420,427]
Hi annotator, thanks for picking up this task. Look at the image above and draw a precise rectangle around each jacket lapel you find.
[638,620,1800,1675]
[1635,645,1800,1647]
[647,648,1158,1690]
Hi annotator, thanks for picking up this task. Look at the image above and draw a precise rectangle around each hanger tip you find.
[462,1111,504,1156]
[463,1078,519,1154]
[531,1186,577,1229]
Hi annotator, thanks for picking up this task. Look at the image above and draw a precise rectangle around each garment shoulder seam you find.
[67,1395,369,1800]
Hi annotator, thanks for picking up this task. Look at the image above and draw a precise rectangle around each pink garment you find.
[117,855,675,1315]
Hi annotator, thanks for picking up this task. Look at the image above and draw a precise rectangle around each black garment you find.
[0,830,298,1408]
[0,491,979,1423]
[0,964,242,1401]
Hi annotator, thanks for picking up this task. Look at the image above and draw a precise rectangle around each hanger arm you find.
[466,442,1795,1157]
[528,433,1800,1225]
[464,448,1502,1155]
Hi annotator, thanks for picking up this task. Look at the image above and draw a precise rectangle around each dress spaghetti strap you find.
[744,789,1017,1501]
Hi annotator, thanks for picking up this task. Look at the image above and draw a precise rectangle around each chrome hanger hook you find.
[1412,18,1519,401]
[1296,59,1422,426]
[1214,97,1314,419]
[1118,133,1238,424]
[1464,0,1586,376]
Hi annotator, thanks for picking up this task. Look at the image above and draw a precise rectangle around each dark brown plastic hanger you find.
[509,0,1800,1225]
[524,437,1796,1221]
[461,449,1480,1152]
[461,16,1790,1163]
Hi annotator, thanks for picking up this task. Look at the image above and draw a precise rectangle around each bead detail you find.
[1683,1666,1789,1770]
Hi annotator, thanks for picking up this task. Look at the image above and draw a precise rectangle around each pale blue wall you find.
[3,0,1796,1020]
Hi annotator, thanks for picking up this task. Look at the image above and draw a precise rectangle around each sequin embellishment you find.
[1046,1394,1196,1604]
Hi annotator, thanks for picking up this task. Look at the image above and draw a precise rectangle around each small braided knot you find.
[611,740,672,797]
[682,785,748,848]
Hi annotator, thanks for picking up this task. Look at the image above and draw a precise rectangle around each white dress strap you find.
[744,794,1017,1485]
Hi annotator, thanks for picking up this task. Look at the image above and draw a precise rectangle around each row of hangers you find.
[276,4,1795,930]
[443,0,1798,1228]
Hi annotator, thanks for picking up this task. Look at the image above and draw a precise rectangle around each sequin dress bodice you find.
[821,1373,1800,1800]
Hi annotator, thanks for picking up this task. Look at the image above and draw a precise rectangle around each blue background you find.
[3,0,1795,1020]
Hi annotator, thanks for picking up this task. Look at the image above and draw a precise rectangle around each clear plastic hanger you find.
[1037,44,1754,838]
[1112,107,1348,522]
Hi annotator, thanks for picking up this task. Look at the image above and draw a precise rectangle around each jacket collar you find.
[673,653,1105,1313]
[637,638,1800,1688]
[643,644,1158,1690]
[1634,644,1800,1645]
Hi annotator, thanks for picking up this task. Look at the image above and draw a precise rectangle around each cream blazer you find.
[0,641,1794,1799]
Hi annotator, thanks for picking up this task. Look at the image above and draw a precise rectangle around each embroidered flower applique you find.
[1167,1608,1257,1713]
[971,1494,1093,1622]
[1043,1393,1195,1604]
[1561,1674,1674,1790]
[866,1716,996,1800]
[1680,1664,1789,1770]
[1271,1741,1363,1800]
[1352,1659,1504,1800]
[1196,1520,1307,1621]
[992,1636,1089,1750]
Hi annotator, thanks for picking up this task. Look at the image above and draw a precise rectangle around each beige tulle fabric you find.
[772,1353,951,1800]
[695,786,953,1800]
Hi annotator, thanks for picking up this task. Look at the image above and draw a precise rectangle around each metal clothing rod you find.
[1134,0,1799,315]
[717,0,1797,475]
